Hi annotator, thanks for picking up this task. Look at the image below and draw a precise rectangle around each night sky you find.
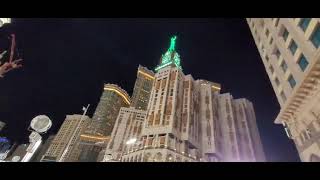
[0,18,300,161]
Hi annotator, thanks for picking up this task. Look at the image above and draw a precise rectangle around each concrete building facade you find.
[106,36,265,162]
[31,135,55,162]
[102,107,146,161]
[41,114,90,162]
[131,65,155,110]
[78,84,130,162]
[247,18,320,161]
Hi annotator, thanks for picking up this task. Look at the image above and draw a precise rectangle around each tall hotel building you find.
[41,115,90,162]
[247,18,320,162]
[131,65,155,110]
[78,84,130,162]
[103,36,265,162]
[102,65,154,161]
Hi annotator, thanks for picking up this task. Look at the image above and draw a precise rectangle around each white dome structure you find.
[30,115,52,133]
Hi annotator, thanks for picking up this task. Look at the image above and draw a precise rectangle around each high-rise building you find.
[247,18,320,161]
[78,84,130,162]
[102,107,147,161]
[41,114,90,162]
[131,65,155,110]
[31,135,55,162]
[111,36,265,162]
[0,121,5,132]
[216,95,266,162]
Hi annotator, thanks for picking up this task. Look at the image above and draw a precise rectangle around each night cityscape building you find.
[131,65,155,110]
[0,19,276,162]
[102,107,147,161]
[247,18,320,162]
[31,135,55,162]
[78,84,130,162]
[103,36,265,162]
[4,143,28,162]
[41,114,90,162]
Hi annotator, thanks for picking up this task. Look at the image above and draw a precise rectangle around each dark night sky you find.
[0,18,299,161]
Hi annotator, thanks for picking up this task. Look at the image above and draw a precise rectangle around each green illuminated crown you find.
[155,36,182,72]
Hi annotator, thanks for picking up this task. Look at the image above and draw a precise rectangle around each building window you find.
[269,65,274,74]
[288,74,296,88]
[281,61,288,72]
[289,40,298,55]
[275,48,281,59]
[282,28,289,41]
[275,77,280,86]
[270,37,273,45]
[298,54,309,71]
[310,24,320,48]
[266,29,270,37]
[265,55,269,62]
[280,91,287,102]
[299,18,311,32]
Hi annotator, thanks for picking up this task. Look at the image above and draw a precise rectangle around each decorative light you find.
[138,70,155,80]
[154,36,182,72]
[155,61,173,71]
[212,85,221,91]
[104,87,130,105]
[80,134,110,141]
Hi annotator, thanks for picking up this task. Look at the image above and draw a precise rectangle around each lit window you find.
[299,18,311,32]
[280,91,286,102]
[282,28,289,41]
[289,40,298,55]
[310,24,320,48]
[288,74,296,88]
[281,61,288,72]
[275,77,280,86]
[298,54,309,71]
